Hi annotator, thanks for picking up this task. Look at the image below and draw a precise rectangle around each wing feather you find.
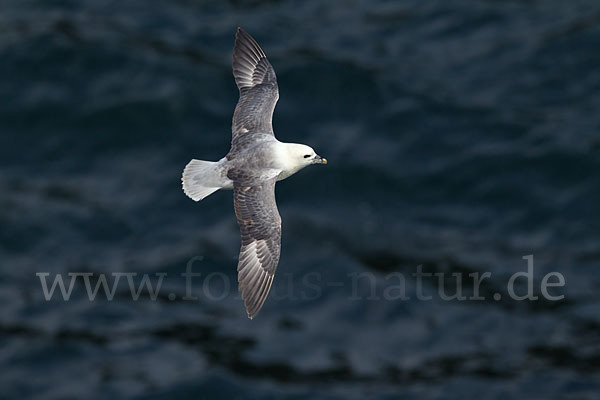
[231,28,279,141]
[230,171,281,319]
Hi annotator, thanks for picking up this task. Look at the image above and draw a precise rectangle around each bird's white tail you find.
[182,159,224,201]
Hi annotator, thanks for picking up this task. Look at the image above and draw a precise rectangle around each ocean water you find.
[1,0,600,399]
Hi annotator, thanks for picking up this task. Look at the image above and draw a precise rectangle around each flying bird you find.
[182,28,327,319]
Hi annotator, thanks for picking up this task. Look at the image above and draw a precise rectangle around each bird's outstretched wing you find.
[231,28,279,142]
[228,169,281,319]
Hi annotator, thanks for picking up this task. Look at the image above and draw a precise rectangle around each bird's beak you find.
[314,155,327,165]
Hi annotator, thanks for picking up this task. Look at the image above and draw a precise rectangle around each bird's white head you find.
[276,143,327,180]
[286,143,327,168]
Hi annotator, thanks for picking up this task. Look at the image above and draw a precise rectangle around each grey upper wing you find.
[228,169,281,319]
[231,28,279,142]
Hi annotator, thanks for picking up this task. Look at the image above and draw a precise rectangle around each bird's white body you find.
[182,141,321,201]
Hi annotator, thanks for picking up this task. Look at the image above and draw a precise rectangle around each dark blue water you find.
[2,1,600,399]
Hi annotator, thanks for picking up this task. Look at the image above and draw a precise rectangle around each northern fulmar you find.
[182,28,327,319]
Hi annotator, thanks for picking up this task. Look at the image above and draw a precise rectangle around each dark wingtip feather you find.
[232,28,272,91]
[236,239,278,320]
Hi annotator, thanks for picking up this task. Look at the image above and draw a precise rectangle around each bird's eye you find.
[303,154,311,158]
